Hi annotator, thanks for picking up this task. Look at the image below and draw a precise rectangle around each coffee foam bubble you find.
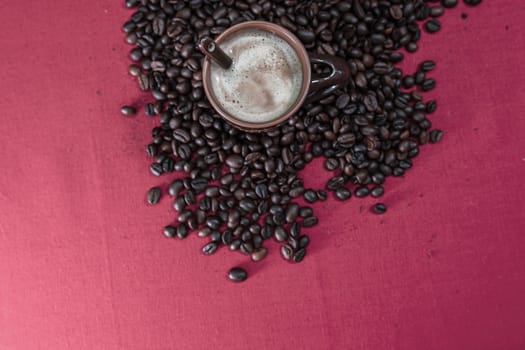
[209,29,303,124]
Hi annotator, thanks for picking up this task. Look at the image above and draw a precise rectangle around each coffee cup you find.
[201,21,350,132]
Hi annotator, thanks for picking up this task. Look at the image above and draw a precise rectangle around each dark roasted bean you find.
[121,105,136,116]
[228,267,247,282]
[251,247,268,262]
[372,203,388,214]
[280,245,293,260]
[430,129,444,143]
[163,225,176,238]
[147,187,161,204]
[293,248,306,263]
[335,187,351,200]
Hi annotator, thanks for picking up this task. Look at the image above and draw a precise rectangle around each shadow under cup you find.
[202,21,312,132]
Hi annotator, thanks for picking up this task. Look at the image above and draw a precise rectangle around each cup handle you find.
[305,53,350,104]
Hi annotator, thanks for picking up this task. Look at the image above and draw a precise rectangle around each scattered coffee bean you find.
[251,248,268,262]
[425,19,441,33]
[335,187,352,200]
[280,245,293,261]
[371,186,385,198]
[372,203,388,214]
[228,267,247,282]
[293,248,307,263]
[304,190,318,203]
[147,186,161,205]
[430,129,444,143]
[202,242,218,255]
[163,225,176,238]
[121,105,136,116]
[442,0,458,8]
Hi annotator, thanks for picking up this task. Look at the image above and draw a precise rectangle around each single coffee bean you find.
[299,207,313,218]
[355,186,370,198]
[463,0,482,5]
[121,105,136,116]
[299,235,310,249]
[302,216,318,227]
[280,245,293,260]
[430,6,445,17]
[304,189,318,203]
[163,225,176,238]
[251,247,268,262]
[274,226,288,242]
[335,187,351,200]
[316,190,327,201]
[415,71,426,85]
[150,163,163,176]
[176,224,188,240]
[293,248,307,263]
[202,242,218,255]
[442,0,458,8]
[422,79,436,91]
[424,19,441,33]
[420,60,436,72]
[290,222,300,238]
[372,203,388,214]
[147,186,161,204]
[430,129,444,143]
[228,267,247,282]
[371,186,385,198]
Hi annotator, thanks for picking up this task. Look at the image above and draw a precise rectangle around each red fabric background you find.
[1,2,524,349]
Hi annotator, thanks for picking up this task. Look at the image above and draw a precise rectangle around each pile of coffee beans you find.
[122,0,481,280]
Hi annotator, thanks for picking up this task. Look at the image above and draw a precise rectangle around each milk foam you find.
[209,29,303,123]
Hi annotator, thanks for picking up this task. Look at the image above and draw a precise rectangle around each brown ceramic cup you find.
[201,21,350,132]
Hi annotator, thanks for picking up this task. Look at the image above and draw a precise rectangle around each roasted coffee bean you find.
[302,216,318,227]
[240,242,254,254]
[226,154,243,168]
[372,203,388,214]
[147,186,161,204]
[425,19,441,33]
[202,242,218,255]
[299,207,313,218]
[422,79,436,91]
[355,186,370,198]
[288,236,299,250]
[150,163,163,176]
[426,100,438,113]
[176,224,188,240]
[430,129,444,143]
[228,267,247,282]
[121,105,136,116]
[420,60,436,72]
[293,248,307,263]
[335,187,351,200]
[442,0,458,8]
[274,226,287,242]
[163,225,176,238]
[280,245,293,260]
[251,248,268,262]
[304,190,318,203]
[464,0,482,6]
[371,186,385,198]
[290,222,300,238]
[285,203,299,223]
[299,235,310,249]
[430,6,445,17]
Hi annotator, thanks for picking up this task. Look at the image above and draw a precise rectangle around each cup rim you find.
[202,21,311,131]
